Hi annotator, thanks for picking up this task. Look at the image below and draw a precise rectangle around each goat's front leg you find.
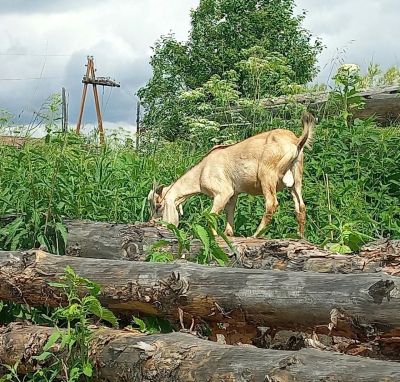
[253,186,278,238]
[210,190,234,236]
[224,194,238,236]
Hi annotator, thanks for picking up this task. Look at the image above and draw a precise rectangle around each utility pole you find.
[76,56,120,144]
[136,101,141,150]
[61,87,68,133]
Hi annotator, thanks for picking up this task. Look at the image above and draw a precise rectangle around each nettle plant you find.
[332,64,365,127]
[0,267,118,382]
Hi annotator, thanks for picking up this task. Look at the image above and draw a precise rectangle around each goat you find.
[148,112,315,237]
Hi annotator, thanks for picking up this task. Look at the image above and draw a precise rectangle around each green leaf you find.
[132,316,147,332]
[69,367,81,382]
[210,244,230,265]
[43,331,61,351]
[193,224,210,255]
[329,243,352,254]
[32,351,52,361]
[151,239,170,250]
[86,297,118,327]
[83,363,93,377]
[59,333,71,350]
[56,222,68,246]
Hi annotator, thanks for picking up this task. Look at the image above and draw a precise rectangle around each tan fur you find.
[148,112,315,237]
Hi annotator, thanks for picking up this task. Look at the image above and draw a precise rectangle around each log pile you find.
[1,219,400,379]
[2,323,400,382]
[1,249,400,359]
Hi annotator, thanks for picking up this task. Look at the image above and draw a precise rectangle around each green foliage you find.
[188,0,322,86]
[145,240,175,263]
[0,267,117,382]
[138,0,322,139]
[130,315,173,334]
[49,265,118,328]
[1,114,399,252]
[360,63,400,88]
[331,64,365,127]
[324,221,373,254]
[0,301,53,326]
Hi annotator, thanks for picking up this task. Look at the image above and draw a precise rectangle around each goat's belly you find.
[236,180,262,195]
[231,164,261,195]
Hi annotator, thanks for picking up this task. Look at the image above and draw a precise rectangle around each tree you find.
[138,0,323,140]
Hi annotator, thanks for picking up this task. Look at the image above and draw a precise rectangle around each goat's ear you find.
[155,184,165,196]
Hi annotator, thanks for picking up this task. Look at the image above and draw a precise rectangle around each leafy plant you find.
[163,222,191,258]
[324,221,373,254]
[1,267,117,382]
[331,64,365,127]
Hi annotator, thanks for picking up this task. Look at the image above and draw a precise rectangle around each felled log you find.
[65,219,400,274]
[1,324,400,382]
[1,250,399,345]
[260,85,400,123]
[64,219,204,261]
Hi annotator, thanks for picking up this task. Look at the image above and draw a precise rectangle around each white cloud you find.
[0,0,198,128]
[1,0,398,130]
[296,0,400,83]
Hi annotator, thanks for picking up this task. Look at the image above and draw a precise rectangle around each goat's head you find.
[147,182,181,226]
[148,182,166,221]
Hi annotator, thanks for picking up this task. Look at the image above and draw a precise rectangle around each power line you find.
[0,76,73,81]
[0,53,72,57]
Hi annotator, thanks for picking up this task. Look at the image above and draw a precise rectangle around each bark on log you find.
[1,250,400,345]
[1,324,400,382]
[65,220,400,275]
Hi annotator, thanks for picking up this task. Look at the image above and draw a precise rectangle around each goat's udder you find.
[282,170,295,188]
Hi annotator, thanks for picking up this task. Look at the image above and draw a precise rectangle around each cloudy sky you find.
[1,0,399,133]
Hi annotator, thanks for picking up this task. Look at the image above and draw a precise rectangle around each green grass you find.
[0,117,399,253]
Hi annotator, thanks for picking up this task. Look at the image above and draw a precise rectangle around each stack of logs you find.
[1,219,400,381]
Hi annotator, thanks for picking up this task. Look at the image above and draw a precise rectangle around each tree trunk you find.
[1,324,400,382]
[1,250,399,345]
[65,220,400,274]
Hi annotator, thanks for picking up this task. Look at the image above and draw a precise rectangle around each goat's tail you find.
[297,112,315,152]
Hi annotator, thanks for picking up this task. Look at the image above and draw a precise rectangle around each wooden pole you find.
[61,87,68,133]
[75,56,119,143]
[90,60,105,145]
[136,100,140,150]
[76,57,92,135]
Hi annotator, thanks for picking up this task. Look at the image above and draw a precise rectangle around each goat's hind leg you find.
[291,186,306,238]
[290,163,306,238]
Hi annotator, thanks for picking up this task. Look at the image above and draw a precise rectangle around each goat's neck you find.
[165,165,202,205]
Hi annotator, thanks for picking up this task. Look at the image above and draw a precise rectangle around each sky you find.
[1,0,399,134]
